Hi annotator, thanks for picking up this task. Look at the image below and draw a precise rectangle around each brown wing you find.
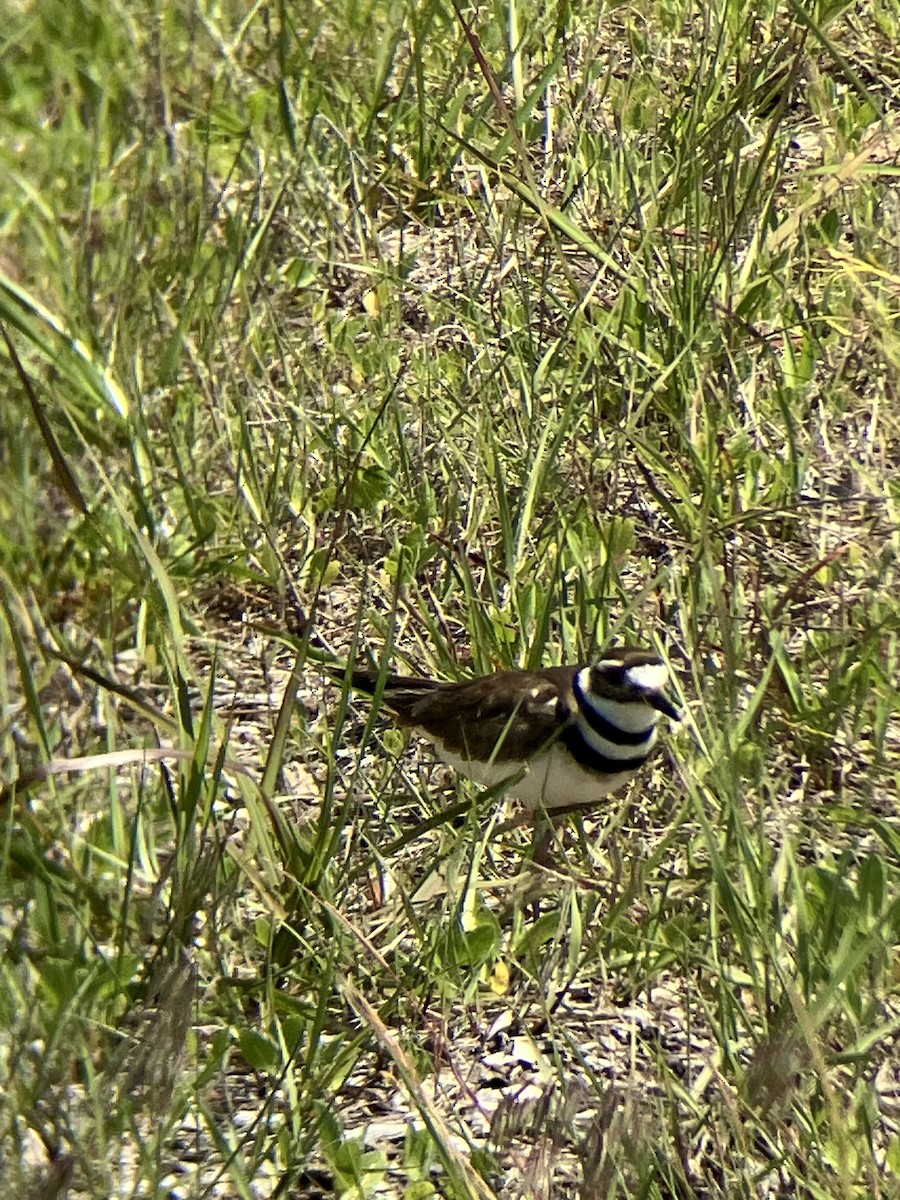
[404,668,576,763]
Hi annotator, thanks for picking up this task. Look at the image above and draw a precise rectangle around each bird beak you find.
[646,691,681,722]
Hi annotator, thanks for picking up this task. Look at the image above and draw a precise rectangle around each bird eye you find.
[592,664,625,688]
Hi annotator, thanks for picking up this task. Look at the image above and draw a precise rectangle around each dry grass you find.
[2,1,900,1196]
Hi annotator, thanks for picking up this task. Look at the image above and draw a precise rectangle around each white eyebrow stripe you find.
[624,663,669,691]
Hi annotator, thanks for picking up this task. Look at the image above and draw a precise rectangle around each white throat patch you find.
[575,667,662,735]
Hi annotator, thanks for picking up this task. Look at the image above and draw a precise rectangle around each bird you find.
[334,647,680,862]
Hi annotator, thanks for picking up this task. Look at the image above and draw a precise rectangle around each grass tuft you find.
[2,0,900,1194]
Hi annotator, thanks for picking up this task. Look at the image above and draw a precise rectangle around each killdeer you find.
[336,648,679,856]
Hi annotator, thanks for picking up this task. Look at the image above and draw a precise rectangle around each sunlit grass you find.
[2,0,900,1195]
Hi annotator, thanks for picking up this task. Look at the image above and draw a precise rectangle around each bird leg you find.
[530,806,558,868]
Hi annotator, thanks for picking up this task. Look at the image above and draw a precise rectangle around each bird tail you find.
[329,666,443,720]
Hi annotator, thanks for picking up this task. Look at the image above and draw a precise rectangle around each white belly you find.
[436,744,637,810]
